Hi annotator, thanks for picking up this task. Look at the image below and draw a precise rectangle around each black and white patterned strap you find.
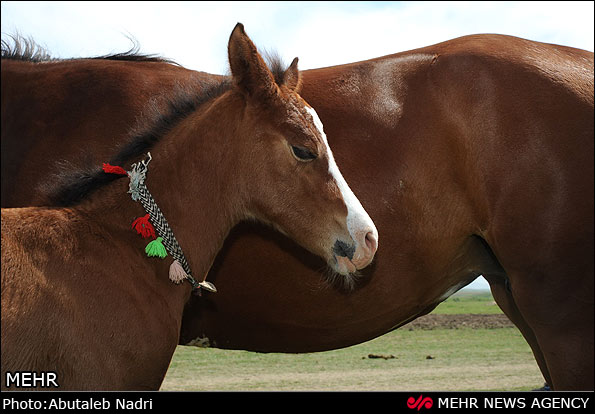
[128,153,200,290]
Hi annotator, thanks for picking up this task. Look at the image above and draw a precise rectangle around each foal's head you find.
[211,24,378,279]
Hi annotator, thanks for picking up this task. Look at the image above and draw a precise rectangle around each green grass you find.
[161,291,543,391]
[432,289,503,315]
[162,327,541,391]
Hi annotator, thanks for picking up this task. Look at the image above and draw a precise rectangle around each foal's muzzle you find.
[332,230,378,274]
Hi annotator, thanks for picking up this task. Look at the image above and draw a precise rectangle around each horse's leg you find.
[484,274,552,388]
[507,271,594,391]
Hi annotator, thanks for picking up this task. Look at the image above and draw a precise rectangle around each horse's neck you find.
[80,125,243,289]
[143,113,245,281]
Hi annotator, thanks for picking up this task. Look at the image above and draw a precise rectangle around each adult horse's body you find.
[1,25,378,390]
[2,34,593,390]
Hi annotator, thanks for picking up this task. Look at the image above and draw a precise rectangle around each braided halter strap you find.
[103,153,216,293]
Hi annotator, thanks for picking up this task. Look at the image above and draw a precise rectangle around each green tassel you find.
[145,237,167,258]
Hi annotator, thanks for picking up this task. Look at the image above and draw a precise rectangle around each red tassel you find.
[102,163,128,176]
[132,214,156,239]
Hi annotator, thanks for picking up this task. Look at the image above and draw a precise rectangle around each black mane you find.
[264,50,289,87]
[45,78,233,206]
[1,34,53,62]
[1,33,176,64]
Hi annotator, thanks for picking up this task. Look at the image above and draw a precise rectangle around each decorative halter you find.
[103,153,217,293]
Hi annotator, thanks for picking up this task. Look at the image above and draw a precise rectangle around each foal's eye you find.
[291,145,317,161]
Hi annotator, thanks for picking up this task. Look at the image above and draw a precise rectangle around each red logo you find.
[407,395,433,410]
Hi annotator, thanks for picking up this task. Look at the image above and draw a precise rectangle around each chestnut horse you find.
[0,24,378,390]
[2,34,593,390]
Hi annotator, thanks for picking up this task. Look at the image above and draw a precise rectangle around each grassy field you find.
[431,289,503,314]
[161,290,544,391]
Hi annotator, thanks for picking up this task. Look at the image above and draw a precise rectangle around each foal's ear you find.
[228,23,276,99]
[283,57,302,92]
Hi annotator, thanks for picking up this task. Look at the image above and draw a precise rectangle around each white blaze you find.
[305,105,378,262]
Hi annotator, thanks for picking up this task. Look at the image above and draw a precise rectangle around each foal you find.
[0,24,378,390]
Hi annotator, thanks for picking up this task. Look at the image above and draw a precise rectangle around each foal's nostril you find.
[333,239,355,260]
[365,231,378,255]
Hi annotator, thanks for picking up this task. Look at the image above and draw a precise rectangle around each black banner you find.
[1,391,593,411]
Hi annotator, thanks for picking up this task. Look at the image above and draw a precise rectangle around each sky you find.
[2,1,593,290]
[2,1,593,73]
